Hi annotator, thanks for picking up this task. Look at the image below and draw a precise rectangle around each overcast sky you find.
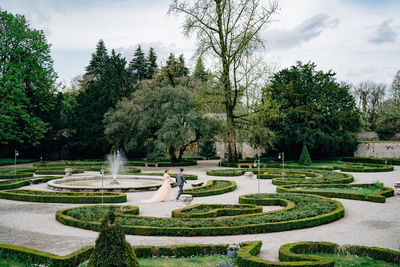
[1,0,399,88]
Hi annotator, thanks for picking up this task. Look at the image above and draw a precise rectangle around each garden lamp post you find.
[100,169,104,204]
[254,151,261,193]
[278,152,284,178]
[217,151,221,167]
[14,150,19,176]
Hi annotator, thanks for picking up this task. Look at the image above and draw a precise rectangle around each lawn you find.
[309,252,399,267]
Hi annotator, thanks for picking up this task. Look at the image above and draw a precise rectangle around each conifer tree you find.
[298,144,312,166]
[193,57,208,82]
[128,45,148,82]
[88,210,140,267]
[86,40,108,78]
[146,47,158,79]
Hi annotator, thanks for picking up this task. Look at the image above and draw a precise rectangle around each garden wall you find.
[355,142,400,159]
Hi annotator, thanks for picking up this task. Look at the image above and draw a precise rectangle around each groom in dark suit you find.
[176,168,187,201]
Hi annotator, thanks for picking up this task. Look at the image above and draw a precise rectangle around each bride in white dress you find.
[142,169,175,203]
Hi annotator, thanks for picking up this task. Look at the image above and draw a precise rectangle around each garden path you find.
[0,160,399,261]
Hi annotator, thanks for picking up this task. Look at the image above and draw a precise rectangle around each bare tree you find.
[169,0,279,162]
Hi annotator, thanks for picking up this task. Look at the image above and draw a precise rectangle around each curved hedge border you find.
[0,176,61,190]
[136,172,198,180]
[0,243,92,267]
[342,156,400,166]
[56,193,344,236]
[127,159,197,167]
[238,240,400,266]
[336,162,394,172]
[0,242,227,267]
[183,180,237,197]
[171,204,262,218]
[271,171,354,186]
[0,189,127,203]
[206,169,245,176]
[277,183,394,203]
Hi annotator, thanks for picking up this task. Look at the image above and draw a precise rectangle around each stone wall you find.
[215,142,263,160]
[355,142,400,158]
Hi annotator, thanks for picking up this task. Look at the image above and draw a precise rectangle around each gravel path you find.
[0,160,399,261]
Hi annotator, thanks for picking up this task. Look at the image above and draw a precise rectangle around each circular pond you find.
[48,175,164,192]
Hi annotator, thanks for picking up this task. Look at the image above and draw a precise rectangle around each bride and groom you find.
[142,168,187,203]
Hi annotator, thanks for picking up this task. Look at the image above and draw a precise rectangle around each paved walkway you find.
[0,160,399,261]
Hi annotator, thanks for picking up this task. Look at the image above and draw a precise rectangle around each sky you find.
[1,0,399,89]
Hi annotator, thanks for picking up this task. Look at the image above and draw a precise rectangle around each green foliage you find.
[298,144,312,166]
[182,180,237,197]
[268,62,361,159]
[127,45,148,84]
[376,100,400,134]
[198,138,216,158]
[342,156,400,166]
[57,193,344,236]
[0,10,57,146]
[88,210,140,267]
[172,204,262,218]
[193,57,209,82]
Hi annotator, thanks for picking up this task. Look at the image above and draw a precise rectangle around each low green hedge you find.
[126,159,197,167]
[172,204,262,218]
[0,242,228,267]
[277,183,394,203]
[238,240,400,266]
[56,193,344,236]
[272,171,354,186]
[135,172,197,180]
[237,241,335,266]
[206,169,245,176]
[0,189,127,203]
[336,162,394,172]
[342,156,400,166]
[0,176,61,190]
[183,180,237,197]
[0,169,35,179]
[0,243,93,267]
[0,158,37,166]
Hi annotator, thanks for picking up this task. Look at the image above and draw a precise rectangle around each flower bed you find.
[172,204,262,218]
[0,176,61,190]
[56,193,344,236]
[0,189,127,203]
[182,180,236,197]
[342,156,400,166]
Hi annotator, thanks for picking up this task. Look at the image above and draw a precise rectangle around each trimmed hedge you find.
[56,193,344,236]
[342,156,400,166]
[237,241,400,266]
[126,159,197,167]
[0,242,228,267]
[183,180,237,197]
[0,243,93,267]
[277,183,394,203]
[206,169,245,176]
[171,204,262,218]
[0,176,61,190]
[272,171,354,186]
[237,241,335,266]
[0,189,127,203]
[336,162,394,172]
[135,172,197,180]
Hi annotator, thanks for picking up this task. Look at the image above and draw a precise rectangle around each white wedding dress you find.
[142,173,175,203]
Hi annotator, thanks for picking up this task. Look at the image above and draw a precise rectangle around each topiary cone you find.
[298,144,312,166]
[88,210,140,267]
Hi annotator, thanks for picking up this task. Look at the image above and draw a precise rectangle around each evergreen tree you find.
[86,40,108,78]
[88,210,140,267]
[391,70,400,102]
[146,47,158,79]
[193,57,208,82]
[178,54,190,77]
[162,53,190,86]
[128,45,148,83]
[298,144,312,166]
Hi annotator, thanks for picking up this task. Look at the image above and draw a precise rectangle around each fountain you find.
[107,150,125,185]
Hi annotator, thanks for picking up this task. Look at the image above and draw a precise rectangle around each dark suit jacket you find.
[176,172,186,186]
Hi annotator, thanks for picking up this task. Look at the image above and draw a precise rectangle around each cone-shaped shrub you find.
[298,144,312,166]
[88,210,140,267]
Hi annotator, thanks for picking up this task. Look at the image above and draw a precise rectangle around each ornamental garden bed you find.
[56,193,344,236]
[276,183,394,203]
[172,203,262,218]
[0,176,61,190]
[183,180,236,197]
[0,189,127,203]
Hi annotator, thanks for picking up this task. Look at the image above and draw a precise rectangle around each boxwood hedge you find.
[0,176,61,190]
[171,204,262,218]
[56,193,344,236]
[0,189,127,203]
[182,180,237,197]
[276,183,394,203]
[342,156,400,166]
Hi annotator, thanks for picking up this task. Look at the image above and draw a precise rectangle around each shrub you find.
[298,144,312,166]
[341,156,400,166]
[183,180,237,197]
[88,210,140,267]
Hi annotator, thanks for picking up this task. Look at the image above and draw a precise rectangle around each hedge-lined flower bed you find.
[0,189,127,203]
[271,170,354,186]
[182,180,236,197]
[56,193,344,236]
[171,204,262,218]
[342,156,400,166]
[126,159,197,167]
[0,176,61,190]
[237,240,400,266]
[136,172,197,180]
[276,183,394,203]
[336,162,394,172]
[0,168,35,179]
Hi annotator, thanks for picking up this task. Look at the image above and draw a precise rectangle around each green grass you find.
[292,185,383,196]
[0,258,32,267]
[309,252,399,267]
[77,255,236,267]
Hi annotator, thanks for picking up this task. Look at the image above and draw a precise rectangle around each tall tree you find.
[85,40,108,78]
[0,10,57,148]
[146,47,158,79]
[193,57,209,82]
[169,0,279,162]
[161,53,190,87]
[268,62,361,159]
[391,70,400,102]
[127,45,148,83]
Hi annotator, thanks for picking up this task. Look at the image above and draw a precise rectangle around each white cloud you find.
[369,20,397,44]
